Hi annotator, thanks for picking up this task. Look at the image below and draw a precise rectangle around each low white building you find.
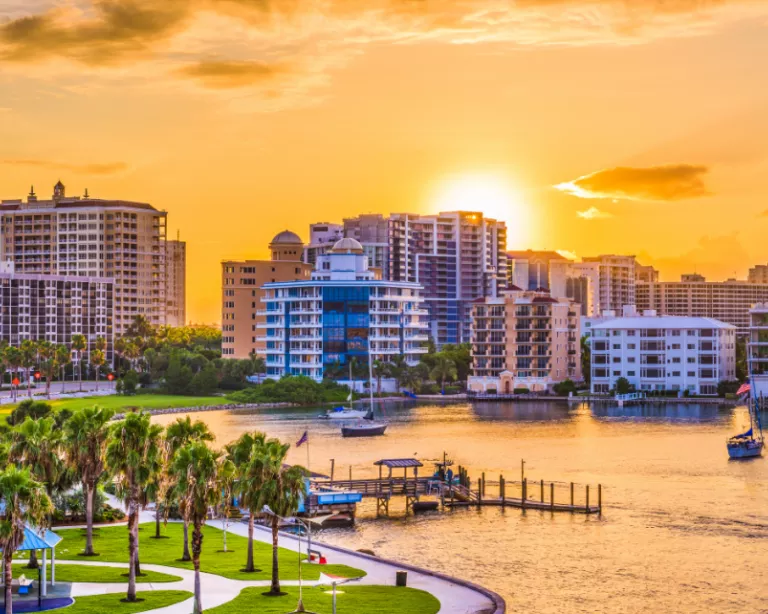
[589,312,736,395]
[748,303,768,399]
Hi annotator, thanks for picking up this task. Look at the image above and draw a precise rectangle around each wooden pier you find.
[315,457,603,517]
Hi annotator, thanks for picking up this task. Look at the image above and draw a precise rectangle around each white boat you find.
[319,406,369,420]
[339,341,387,438]
[727,379,764,460]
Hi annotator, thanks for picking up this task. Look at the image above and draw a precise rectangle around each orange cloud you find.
[556,164,711,201]
[174,60,286,89]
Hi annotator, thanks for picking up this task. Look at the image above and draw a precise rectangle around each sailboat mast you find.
[368,337,375,413]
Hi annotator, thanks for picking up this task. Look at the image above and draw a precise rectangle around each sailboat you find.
[727,381,764,460]
[340,341,387,438]
[318,391,368,420]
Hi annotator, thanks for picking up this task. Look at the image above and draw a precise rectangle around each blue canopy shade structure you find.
[0,527,61,597]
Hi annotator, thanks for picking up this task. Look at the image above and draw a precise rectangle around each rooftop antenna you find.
[84,188,89,198]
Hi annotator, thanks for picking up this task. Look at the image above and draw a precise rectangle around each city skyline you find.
[2,2,768,323]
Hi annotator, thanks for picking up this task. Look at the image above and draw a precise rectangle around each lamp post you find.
[329,577,361,614]
[262,505,315,614]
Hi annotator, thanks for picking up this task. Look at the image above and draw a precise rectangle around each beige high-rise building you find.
[166,238,186,327]
[468,289,581,393]
[582,254,637,313]
[0,182,167,335]
[222,231,313,358]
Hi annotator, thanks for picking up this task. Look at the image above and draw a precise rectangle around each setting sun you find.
[430,173,533,248]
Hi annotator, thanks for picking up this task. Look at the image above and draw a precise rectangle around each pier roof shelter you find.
[0,526,62,597]
[374,458,423,480]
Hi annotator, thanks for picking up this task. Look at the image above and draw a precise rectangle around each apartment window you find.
[627,371,635,377]
[612,357,620,363]
[613,371,621,376]
[671,330,681,336]
[687,357,695,363]
[672,371,681,377]
[628,357,636,363]
[672,357,681,363]
[687,344,695,350]
[612,344,620,350]
[688,371,695,377]
[627,330,636,336]
[628,344,636,350]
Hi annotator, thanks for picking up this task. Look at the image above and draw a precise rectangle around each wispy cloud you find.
[556,164,711,202]
[174,60,286,89]
[577,206,613,219]
[2,159,128,175]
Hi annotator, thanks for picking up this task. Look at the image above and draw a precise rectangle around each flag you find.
[737,382,751,396]
[296,431,308,447]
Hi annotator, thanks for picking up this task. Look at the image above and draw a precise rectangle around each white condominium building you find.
[582,254,637,314]
[589,311,736,395]
[260,238,428,382]
[747,304,768,399]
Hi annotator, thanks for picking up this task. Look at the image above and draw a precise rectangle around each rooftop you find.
[374,458,423,468]
[591,315,736,330]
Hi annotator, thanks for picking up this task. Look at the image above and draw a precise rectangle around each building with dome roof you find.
[221,230,313,359]
[259,237,428,381]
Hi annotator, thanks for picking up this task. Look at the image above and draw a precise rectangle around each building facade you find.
[0,182,168,335]
[507,250,569,291]
[0,267,113,360]
[388,211,507,346]
[748,304,768,398]
[343,214,389,275]
[467,290,581,393]
[222,231,313,358]
[588,312,736,395]
[582,255,637,314]
[303,223,343,267]
[166,238,186,327]
[636,276,768,334]
[260,238,428,381]
[748,265,768,284]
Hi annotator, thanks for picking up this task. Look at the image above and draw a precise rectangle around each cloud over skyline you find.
[556,164,711,201]
[2,159,128,175]
[577,206,613,219]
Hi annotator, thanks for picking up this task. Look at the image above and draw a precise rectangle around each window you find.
[628,344,636,350]
[627,330,636,336]
[687,344,695,350]
[628,357,636,363]
[688,371,695,377]
[612,344,620,350]
[612,357,620,363]
[613,371,621,376]
[627,371,635,377]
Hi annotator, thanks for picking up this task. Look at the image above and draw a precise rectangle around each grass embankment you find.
[12,564,181,583]
[56,522,365,582]
[0,394,230,414]
[206,586,441,614]
[64,591,192,614]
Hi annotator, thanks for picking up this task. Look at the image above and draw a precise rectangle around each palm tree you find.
[0,466,53,614]
[9,416,63,568]
[64,406,115,556]
[19,339,37,398]
[225,431,267,573]
[372,359,390,396]
[165,417,214,561]
[55,344,71,394]
[430,355,457,393]
[388,355,408,393]
[36,340,56,398]
[4,347,22,402]
[123,341,140,372]
[0,340,8,394]
[171,442,232,614]
[114,337,126,374]
[106,411,164,602]
[259,439,308,595]
[90,349,106,391]
[71,334,87,392]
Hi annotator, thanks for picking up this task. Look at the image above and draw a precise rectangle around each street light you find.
[327,577,361,614]
[262,505,315,614]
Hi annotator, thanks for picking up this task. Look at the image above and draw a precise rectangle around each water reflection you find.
[471,400,573,422]
[591,402,726,422]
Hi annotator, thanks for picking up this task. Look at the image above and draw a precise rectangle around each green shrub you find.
[513,387,530,394]
[553,379,577,396]
[486,388,497,394]
[227,376,350,406]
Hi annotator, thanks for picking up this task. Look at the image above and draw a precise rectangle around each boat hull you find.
[341,423,387,438]
[320,410,369,420]
[727,440,764,459]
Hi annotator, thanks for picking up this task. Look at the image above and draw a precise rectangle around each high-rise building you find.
[637,275,768,334]
[222,230,313,358]
[507,250,569,291]
[582,255,637,313]
[343,214,389,275]
[636,264,660,283]
[302,222,343,267]
[166,238,186,327]
[467,289,581,393]
[0,182,167,335]
[388,211,507,346]
[260,237,428,381]
[0,263,113,360]
[748,265,768,284]
[747,304,768,398]
[588,310,736,395]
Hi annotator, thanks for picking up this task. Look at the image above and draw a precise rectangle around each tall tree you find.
[225,431,267,573]
[106,411,164,602]
[430,355,457,392]
[171,442,232,614]
[71,334,87,392]
[90,349,106,391]
[19,339,37,398]
[259,439,307,595]
[4,347,22,402]
[114,337,126,374]
[0,466,53,614]
[165,417,214,561]
[372,360,390,396]
[36,340,56,398]
[64,406,115,556]
[55,344,71,393]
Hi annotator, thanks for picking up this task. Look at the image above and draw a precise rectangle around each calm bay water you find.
[153,401,768,613]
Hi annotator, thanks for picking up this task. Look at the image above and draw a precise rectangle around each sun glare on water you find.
[430,173,532,247]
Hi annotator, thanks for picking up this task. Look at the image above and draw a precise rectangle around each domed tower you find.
[269,230,303,261]
[53,180,66,200]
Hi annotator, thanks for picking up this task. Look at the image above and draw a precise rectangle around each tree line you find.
[0,403,306,614]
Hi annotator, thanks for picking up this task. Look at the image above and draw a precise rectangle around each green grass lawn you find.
[0,393,231,414]
[56,522,365,582]
[64,590,192,614]
[206,586,441,614]
[11,563,181,583]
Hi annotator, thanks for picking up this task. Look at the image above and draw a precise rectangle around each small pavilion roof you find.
[374,459,423,469]
[0,526,61,552]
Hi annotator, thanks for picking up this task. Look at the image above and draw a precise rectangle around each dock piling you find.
[570,482,574,508]
[550,482,554,511]
[522,478,527,509]
[478,478,482,504]
[586,485,590,513]
[540,479,544,503]
[598,484,602,515]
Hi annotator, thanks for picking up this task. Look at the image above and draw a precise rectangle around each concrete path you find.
[57,499,501,613]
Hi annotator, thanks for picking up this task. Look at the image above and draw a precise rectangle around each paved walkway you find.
[54,500,501,614]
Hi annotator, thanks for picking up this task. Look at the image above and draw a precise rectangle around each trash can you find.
[395,570,407,587]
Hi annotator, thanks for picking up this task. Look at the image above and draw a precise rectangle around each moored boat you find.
[319,406,369,420]
[727,379,764,460]
[341,421,388,438]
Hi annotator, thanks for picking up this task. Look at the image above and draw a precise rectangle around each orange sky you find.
[1,1,768,323]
